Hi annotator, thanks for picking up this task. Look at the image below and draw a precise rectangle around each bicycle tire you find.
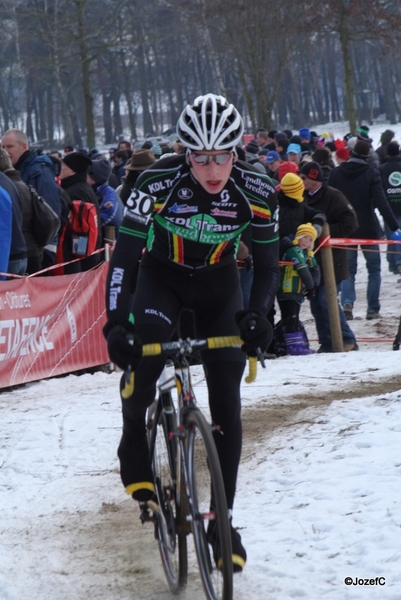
[185,407,233,600]
[147,395,188,593]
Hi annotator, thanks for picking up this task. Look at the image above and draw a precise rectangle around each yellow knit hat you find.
[294,222,317,244]
[280,173,304,202]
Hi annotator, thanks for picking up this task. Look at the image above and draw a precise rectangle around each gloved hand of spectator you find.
[304,287,316,300]
[391,229,401,242]
[235,308,273,357]
[313,224,322,238]
[103,321,143,371]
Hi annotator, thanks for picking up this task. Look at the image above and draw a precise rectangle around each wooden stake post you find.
[319,223,344,352]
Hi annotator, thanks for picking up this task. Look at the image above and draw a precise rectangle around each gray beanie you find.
[88,158,112,184]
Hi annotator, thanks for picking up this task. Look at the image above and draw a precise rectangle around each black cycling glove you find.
[103,321,143,371]
[235,308,273,357]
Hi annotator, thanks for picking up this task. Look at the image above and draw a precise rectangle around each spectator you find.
[255,129,269,149]
[299,128,316,153]
[87,158,124,240]
[355,125,380,170]
[275,136,289,161]
[1,128,61,269]
[0,178,12,280]
[49,150,62,160]
[150,143,162,159]
[379,141,401,275]
[59,151,102,273]
[286,143,302,167]
[328,140,400,320]
[376,129,395,165]
[119,150,156,205]
[277,222,320,355]
[63,145,74,154]
[277,172,326,255]
[0,170,27,277]
[0,148,42,274]
[276,161,299,190]
[277,173,326,255]
[312,146,335,181]
[264,150,281,177]
[335,147,350,165]
[109,147,118,161]
[112,150,130,185]
[170,139,186,155]
[301,161,359,352]
[118,140,133,158]
[269,174,325,357]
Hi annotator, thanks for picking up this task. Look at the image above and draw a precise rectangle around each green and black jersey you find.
[106,154,280,321]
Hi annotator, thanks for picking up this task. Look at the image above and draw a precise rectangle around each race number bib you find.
[125,189,155,225]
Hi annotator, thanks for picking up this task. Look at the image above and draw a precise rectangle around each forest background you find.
[1,0,400,150]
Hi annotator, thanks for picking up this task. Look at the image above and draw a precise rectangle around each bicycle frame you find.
[139,337,258,600]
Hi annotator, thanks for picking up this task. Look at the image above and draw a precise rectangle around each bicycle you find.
[122,336,258,600]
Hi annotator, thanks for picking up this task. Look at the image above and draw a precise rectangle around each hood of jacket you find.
[338,158,369,180]
[16,149,58,177]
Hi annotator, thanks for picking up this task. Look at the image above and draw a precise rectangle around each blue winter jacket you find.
[95,182,124,232]
[0,172,27,267]
[15,150,61,258]
[0,185,12,280]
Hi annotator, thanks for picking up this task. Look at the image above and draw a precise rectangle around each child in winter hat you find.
[277,221,320,356]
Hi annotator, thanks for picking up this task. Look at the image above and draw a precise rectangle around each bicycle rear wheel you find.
[147,395,188,593]
[185,407,233,600]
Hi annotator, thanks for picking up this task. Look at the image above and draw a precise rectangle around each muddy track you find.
[241,374,401,459]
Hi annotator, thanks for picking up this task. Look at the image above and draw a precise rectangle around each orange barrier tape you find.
[323,238,401,246]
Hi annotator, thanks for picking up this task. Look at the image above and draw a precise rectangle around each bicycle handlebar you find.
[142,336,258,383]
[122,336,259,399]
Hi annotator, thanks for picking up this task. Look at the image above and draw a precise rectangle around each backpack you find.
[29,185,61,247]
[69,200,99,257]
[54,200,99,273]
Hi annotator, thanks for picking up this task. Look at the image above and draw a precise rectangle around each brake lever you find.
[248,319,266,368]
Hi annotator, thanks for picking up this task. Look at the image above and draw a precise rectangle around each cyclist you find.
[103,93,279,572]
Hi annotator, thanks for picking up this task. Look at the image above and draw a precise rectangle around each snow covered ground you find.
[1,257,400,600]
[1,119,401,600]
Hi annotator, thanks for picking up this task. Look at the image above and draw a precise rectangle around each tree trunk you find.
[119,50,137,141]
[74,0,95,148]
[137,43,154,136]
[339,0,356,133]
[46,84,54,146]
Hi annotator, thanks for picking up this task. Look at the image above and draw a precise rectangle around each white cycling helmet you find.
[176,93,244,151]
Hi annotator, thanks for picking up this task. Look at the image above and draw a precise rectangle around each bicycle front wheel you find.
[147,396,188,593]
[185,408,233,600]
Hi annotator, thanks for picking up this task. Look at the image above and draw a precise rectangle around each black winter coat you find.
[60,172,102,273]
[328,158,398,238]
[277,190,326,255]
[305,181,358,283]
[5,169,40,259]
[379,156,401,219]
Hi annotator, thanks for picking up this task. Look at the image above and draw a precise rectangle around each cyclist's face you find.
[188,151,234,194]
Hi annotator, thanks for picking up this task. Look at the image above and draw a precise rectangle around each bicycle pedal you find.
[139,503,155,524]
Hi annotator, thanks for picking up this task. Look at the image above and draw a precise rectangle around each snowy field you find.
[1,120,401,600]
